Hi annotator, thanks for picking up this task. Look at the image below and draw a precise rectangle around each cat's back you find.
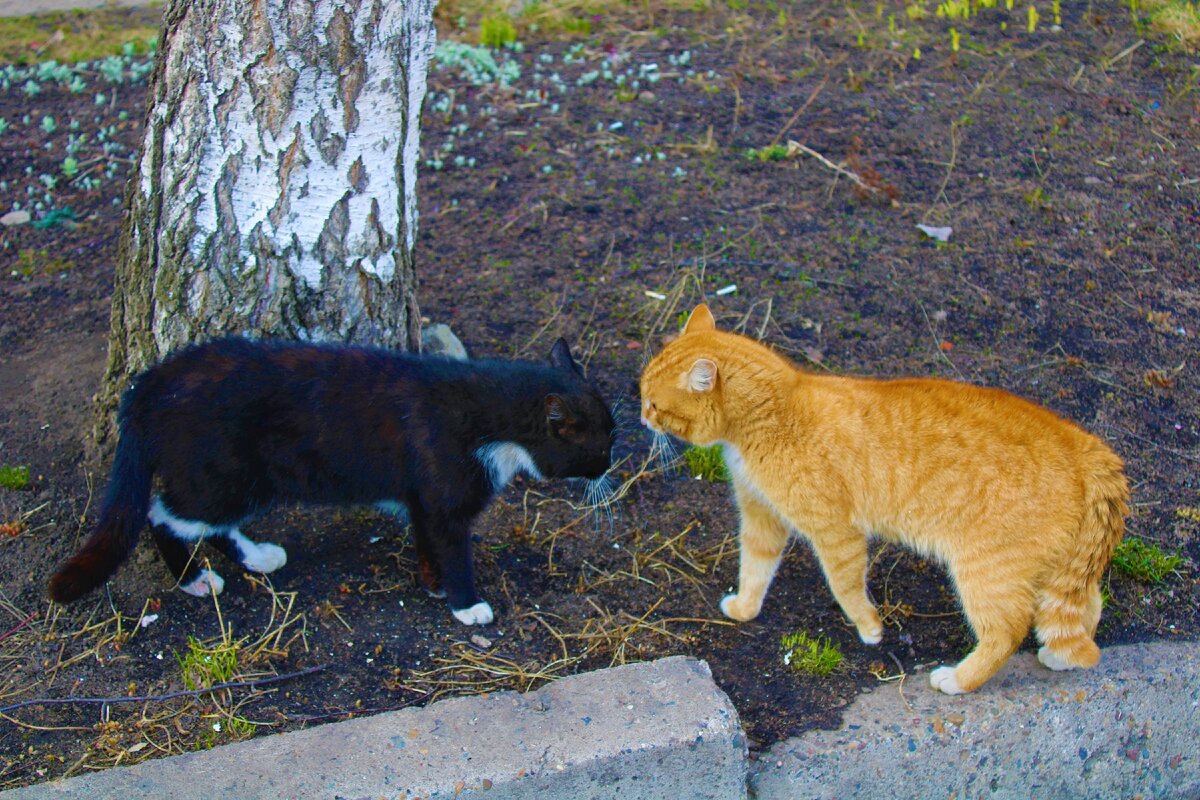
[821,373,1117,472]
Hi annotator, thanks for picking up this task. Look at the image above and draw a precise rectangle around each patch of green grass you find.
[479,14,517,47]
[1112,537,1184,584]
[0,7,160,65]
[1141,0,1200,49]
[0,465,30,491]
[12,248,76,278]
[175,635,240,691]
[683,444,729,481]
[745,143,792,162]
[781,630,843,676]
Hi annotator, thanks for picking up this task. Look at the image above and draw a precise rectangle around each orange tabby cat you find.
[640,304,1128,694]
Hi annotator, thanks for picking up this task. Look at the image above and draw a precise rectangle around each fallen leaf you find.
[1146,310,1176,334]
[916,224,953,242]
[1144,369,1175,389]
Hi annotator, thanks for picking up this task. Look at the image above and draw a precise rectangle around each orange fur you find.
[640,304,1129,694]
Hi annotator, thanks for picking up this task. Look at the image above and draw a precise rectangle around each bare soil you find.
[2,1,1198,789]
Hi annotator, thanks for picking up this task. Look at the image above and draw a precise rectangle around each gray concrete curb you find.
[3,642,1198,799]
[4,656,747,800]
[749,640,1200,800]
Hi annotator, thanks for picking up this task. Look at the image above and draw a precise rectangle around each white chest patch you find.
[721,443,777,508]
[475,442,543,491]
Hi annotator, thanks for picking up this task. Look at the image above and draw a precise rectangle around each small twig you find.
[787,141,883,196]
[0,664,326,715]
[769,71,828,147]
[1103,39,1145,69]
[0,611,37,645]
[924,120,962,222]
[917,301,964,380]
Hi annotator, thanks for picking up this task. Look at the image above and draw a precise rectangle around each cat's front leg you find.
[720,481,791,622]
[412,507,493,626]
[805,526,883,645]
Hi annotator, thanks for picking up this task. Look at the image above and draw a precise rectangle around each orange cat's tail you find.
[1035,444,1129,668]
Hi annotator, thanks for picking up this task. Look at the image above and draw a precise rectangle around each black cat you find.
[49,337,614,625]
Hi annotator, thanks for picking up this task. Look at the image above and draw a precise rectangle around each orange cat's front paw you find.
[857,624,883,645]
[719,593,761,622]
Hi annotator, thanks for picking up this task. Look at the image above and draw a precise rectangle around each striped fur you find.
[640,304,1129,694]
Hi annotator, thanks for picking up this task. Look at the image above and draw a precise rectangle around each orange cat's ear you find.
[683,304,716,335]
[687,358,718,392]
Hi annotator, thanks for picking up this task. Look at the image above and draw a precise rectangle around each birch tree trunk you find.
[95,0,436,446]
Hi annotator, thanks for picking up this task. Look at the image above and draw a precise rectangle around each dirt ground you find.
[1,0,1198,789]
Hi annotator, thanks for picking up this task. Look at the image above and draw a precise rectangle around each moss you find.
[0,465,31,491]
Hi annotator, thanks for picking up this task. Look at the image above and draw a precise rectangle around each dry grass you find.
[0,571,311,785]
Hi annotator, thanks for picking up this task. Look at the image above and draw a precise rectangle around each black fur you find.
[49,337,614,621]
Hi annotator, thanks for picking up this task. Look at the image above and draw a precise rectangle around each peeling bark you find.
[95,0,435,449]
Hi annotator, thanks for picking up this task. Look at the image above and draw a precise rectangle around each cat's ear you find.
[687,358,718,392]
[548,338,584,377]
[545,393,573,422]
[683,304,716,335]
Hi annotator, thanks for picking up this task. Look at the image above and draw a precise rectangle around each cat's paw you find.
[1037,645,1076,672]
[719,593,759,622]
[858,626,883,646]
[929,666,965,695]
[243,542,288,573]
[452,601,494,626]
[181,569,225,598]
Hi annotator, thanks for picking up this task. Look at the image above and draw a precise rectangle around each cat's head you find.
[532,338,615,480]
[639,303,725,445]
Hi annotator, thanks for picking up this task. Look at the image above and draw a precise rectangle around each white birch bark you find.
[98,0,435,441]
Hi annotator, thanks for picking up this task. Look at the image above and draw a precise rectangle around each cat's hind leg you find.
[148,497,225,597]
[211,530,288,574]
[1034,581,1102,672]
[931,576,1032,694]
[720,483,791,622]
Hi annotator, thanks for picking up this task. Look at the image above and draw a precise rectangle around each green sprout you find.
[781,631,844,676]
[683,444,729,481]
[0,465,31,490]
[1112,538,1184,584]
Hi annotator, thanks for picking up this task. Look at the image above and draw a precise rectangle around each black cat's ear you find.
[548,338,584,377]
[545,393,573,423]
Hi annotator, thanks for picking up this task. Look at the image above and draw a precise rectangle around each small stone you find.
[0,210,31,227]
[946,713,965,725]
[470,634,493,649]
[421,323,468,361]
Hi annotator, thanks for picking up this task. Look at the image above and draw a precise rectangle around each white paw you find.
[452,601,494,626]
[181,569,225,598]
[719,594,738,618]
[243,542,288,573]
[930,666,965,695]
[1038,645,1076,671]
[859,628,883,645]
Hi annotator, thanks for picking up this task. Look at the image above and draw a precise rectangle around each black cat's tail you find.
[49,418,153,604]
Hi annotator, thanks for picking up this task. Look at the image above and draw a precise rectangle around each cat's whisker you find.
[650,431,680,475]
